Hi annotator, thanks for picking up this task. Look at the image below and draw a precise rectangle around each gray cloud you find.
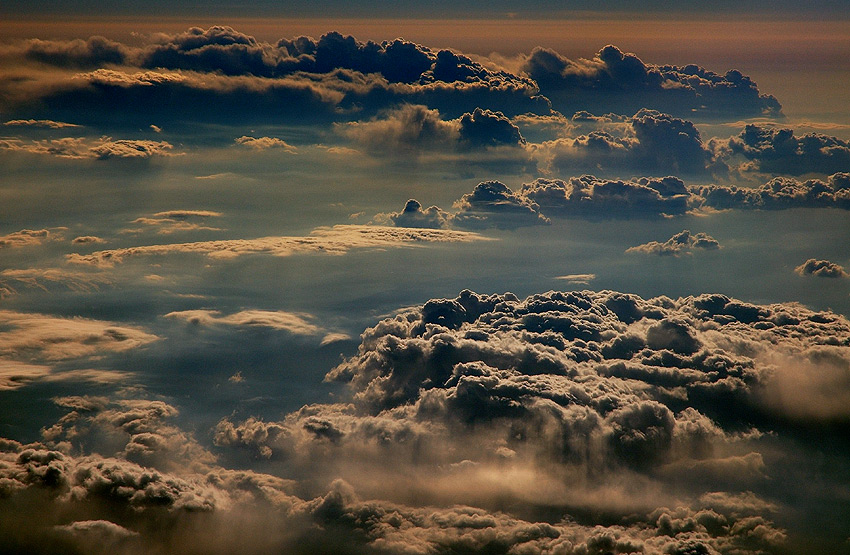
[373,199,451,229]
[626,230,721,256]
[522,44,782,119]
[451,180,550,229]
[692,173,850,211]
[714,124,850,176]
[795,258,848,278]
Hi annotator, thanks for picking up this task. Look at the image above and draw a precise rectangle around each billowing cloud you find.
[337,104,460,153]
[714,124,850,176]
[67,225,490,267]
[627,230,721,256]
[72,235,106,244]
[534,109,716,176]
[518,174,692,218]
[522,44,782,119]
[795,258,848,278]
[373,199,451,229]
[234,136,297,152]
[692,172,850,211]
[451,180,550,229]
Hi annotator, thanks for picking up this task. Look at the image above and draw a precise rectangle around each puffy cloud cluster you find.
[451,180,549,229]
[0,228,64,249]
[534,109,716,176]
[519,174,692,218]
[373,199,451,229]
[692,172,850,211]
[716,124,850,176]
[795,258,848,278]
[4,288,850,551]
[522,45,782,119]
[627,230,721,256]
[1,28,548,126]
[67,225,489,267]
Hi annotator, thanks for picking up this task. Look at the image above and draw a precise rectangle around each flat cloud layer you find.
[2,289,848,553]
[66,224,490,267]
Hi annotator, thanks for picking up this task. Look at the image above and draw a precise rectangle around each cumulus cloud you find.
[4,287,850,551]
[1,28,549,126]
[67,224,489,267]
[337,104,461,153]
[522,44,782,119]
[373,199,451,229]
[533,109,716,176]
[692,172,850,211]
[0,136,174,159]
[451,180,550,229]
[234,136,297,152]
[519,174,692,218]
[72,235,106,244]
[714,124,850,176]
[626,230,721,256]
[795,258,848,278]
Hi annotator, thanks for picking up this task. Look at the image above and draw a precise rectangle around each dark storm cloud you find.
[712,124,850,176]
[522,44,782,119]
[627,230,721,256]
[795,258,848,278]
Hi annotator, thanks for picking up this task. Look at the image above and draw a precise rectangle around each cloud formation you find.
[451,180,550,229]
[626,230,721,256]
[715,124,850,176]
[795,258,848,278]
[522,44,782,119]
[67,225,489,267]
[234,136,297,152]
[0,228,64,249]
[0,137,174,159]
[124,210,223,235]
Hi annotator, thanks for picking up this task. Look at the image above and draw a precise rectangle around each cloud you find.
[555,273,596,284]
[0,136,174,159]
[3,119,80,128]
[795,258,848,278]
[518,174,692,218]
[533,109,716,176]
[337,104,460,154]
[124,210,223,235]
[4,287,850,551]
[373,199,451,229]
[714,124,850,176]
[165,309,323,336]
[0,310,158,362]
[0,268,111,297]
[67,224,490,267]
[626,230,721,256]
[0,228,64,249]
[72,235,106,244]
[522,44,782,119]
[1,29,549,126]
[234,136,297,152]
[451,180,550,229]
[692,172,850,211]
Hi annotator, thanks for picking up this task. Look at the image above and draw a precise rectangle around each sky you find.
[0,4,849,555]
